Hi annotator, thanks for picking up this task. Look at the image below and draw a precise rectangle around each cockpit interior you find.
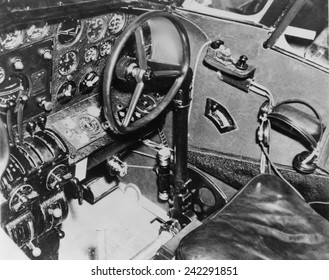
[0,0,328,260]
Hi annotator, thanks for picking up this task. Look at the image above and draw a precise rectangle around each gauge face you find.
[0,74,29,109]
[0,67,5,84]
[57,81,76,104]
[87,17,107,43]
[77,115,101,135]
[57,19,82,45]
[58,51,78,75]
[84,46,98,63]
[108,13,126,35]
[79,71,99,95]
[27,22,49,40]
[46,164,69,190]
[100,40,112,57]
[0,30,23,50]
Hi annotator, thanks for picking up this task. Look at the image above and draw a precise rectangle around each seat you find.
[177,174,329,259]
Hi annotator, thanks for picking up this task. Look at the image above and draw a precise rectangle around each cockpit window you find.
[274,0,328,69]
[183,0,269,15]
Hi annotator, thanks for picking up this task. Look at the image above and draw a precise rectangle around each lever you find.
[6,98,16,145]
[69,177,84,205]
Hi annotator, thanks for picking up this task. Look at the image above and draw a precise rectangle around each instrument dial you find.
[100,40,112,57]
[27,22,49,40]
[0,74,29,109]
[84,46,98,63]
[79,71,99,95]
[0,30,23,50]
[0,66,5,84]
[58,51,78,75]
[77,115,101,135]
[87,17,107,43]
[108,13,126,35]
[46,164,70,190]
[57,81,76,104]
[57,19,82,46]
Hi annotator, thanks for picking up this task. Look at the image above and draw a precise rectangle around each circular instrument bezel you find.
[77,114,101,135]
[99,40,113,57]
[58,51,79,75]
[26,21,49,41]
[0,30,24,50]
[84,46,98,63]
[57,19,83,46]
[108,12,127,35]
[86,16,107,43]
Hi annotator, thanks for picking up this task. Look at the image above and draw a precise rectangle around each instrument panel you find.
[0,10,141,258]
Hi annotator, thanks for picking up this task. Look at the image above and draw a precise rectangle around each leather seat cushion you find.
[177,174,329,259]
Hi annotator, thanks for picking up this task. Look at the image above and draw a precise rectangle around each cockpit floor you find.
[59,184,168,260]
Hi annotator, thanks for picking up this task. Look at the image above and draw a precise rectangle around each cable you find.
[309,201,329,205]
[249,81,275,107]
[259,142,305,200]
[188,40,212,122]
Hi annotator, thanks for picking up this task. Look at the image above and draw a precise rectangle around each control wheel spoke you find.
[123,81,144,127]
[135,27,148,70]
[148,61,182,78]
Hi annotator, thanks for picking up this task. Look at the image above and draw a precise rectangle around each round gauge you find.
[87,17,107,43]
[77,115,101,135]
[0,66,5,84]
[136,95,157,114]
[0,30,23,50]
[79,71,99,95]
[84,46,98,63]
[0,74,29,109]
[27,22,49,40]
[100,40,112,57]
[58,51,78,75]
[57,19,82,46]
[108,13,126,35]
[46,164,69,190]
[57,81,76,104]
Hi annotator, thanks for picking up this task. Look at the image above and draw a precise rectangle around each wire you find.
[259,142,305,200]
[309,201,329,205]
[188,40,212,122]
[249,81,275,107]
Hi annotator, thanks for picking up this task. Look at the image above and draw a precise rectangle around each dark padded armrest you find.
[177,174,329,259]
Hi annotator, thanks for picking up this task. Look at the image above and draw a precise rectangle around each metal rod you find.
[264,0,307,48]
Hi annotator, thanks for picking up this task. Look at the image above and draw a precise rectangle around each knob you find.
[210,39,224,49]
[235,55,249,70]
[48,207,62,218]
[26,121,36,136]
[28,242,42,257]
[38,98,53,111]
[37,115,47,130]
[42,49,52,60]
[13,58,24,71]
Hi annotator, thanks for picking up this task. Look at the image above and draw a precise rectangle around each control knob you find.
[12,58,24,71]
[37,97,53,112]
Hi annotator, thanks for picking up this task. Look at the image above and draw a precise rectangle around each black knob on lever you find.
[70,177,84,205]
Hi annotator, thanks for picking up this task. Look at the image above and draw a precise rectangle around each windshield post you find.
[264,0,307,49]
